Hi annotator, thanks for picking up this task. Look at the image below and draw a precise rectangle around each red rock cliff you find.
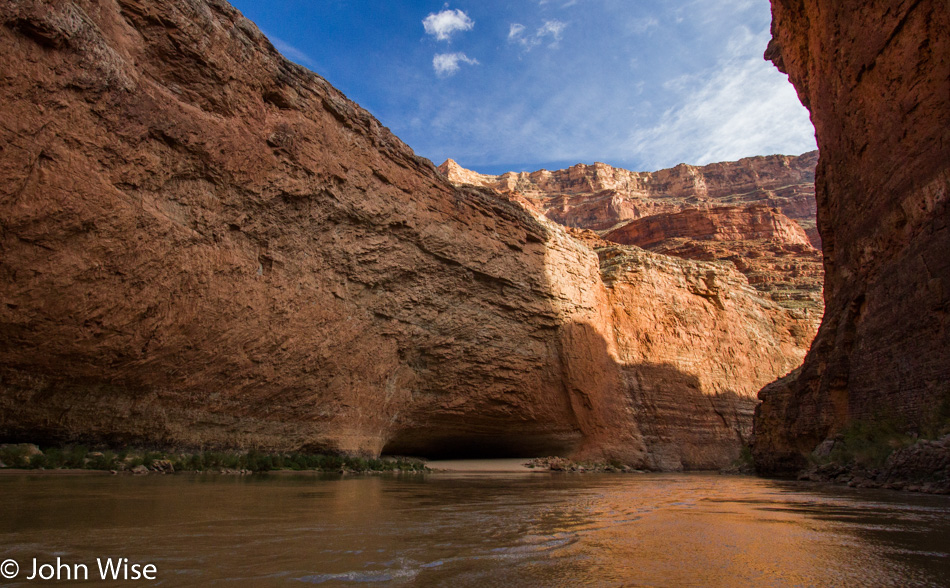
[603,203,824,313]
[439,152,821,247]
[752,0,950,474]
[443,158,825,317]
[0,0,812,469]
[603,203,812,250]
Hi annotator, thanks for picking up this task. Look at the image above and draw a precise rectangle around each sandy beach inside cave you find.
[425,458,538,472]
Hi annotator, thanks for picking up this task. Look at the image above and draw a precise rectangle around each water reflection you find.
[0,473,947,586]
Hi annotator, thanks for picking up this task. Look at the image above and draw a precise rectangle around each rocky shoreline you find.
[795,435,950,495]
[3,440,947,494]
[524,456,648,473]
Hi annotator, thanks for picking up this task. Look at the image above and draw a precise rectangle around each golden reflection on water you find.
[0,472,948,586]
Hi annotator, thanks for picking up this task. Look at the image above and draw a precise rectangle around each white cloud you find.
[538,20,566,42]
[508,20,567,49]
[423,9,474,42]
[433,52,479,77]
[396,3,815,173]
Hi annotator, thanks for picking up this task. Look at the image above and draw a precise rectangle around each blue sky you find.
[229,0,816,175]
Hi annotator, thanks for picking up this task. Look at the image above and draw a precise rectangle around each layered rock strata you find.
[605,204,824,311]
[0,0,812,469]
[752,0,950,474]
[604,203,812,250]
[441,156,825,314]
[439,151,820,247]
[596,245,814,469]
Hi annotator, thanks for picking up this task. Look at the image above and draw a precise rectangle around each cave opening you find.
[381,431,581,461]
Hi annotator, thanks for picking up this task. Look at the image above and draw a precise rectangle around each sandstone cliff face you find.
[753,0,950,474]
[596,246,813,469]
[0,0,811,469]
[439,151,820,247]
[604,203,824,312]
[604,203,812,250]
[441,157,825,315]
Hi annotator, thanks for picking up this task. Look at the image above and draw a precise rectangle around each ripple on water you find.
[1,473,949,586]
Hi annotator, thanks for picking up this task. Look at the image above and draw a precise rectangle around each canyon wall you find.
[752,0,950,474]
[603,203,812,250]
[442,157,825,317]
[604,203,823,313]
[596,245,813,470]
[0,0,619,459]
[439,152,820,247]
[0,0,810,469]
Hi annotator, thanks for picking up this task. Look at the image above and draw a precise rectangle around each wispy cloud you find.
[388,1,813,172]
[433,52,479,77]
[423,9,474,42]
[621,28,815,168]
[627,16,659,35]
[508,19,567,49]
[265,33,316,68]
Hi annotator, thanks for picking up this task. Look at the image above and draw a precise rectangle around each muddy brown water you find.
[0,470,948,586]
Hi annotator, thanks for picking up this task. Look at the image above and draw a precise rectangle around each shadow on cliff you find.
[621,361,756,470]
[545,319,755,469]
[383,316,756,470]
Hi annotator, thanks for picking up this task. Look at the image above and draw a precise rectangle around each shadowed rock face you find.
[752,0,950,475]
[0,0,811,468]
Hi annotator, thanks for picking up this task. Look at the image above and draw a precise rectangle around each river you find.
[0,470,948,586]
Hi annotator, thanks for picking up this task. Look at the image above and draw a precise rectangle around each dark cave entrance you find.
[380,430,581,460]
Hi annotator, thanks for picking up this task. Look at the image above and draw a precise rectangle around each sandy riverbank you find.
[425,458,537,472]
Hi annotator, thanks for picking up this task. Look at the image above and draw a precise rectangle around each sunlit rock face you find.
[0,0,811,469]
[594,244,813,470]
[605,203,813,250]
[604,203,823,314]
[752,0,950,475]
[438,152,820,247]
[440,156,825,316]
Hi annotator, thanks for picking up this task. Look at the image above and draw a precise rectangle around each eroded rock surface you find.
[0,0,813,469]
[604,203,812,250]
[440,156,825,314]
[597,246,813,469]
[605,204,823,312]
[752,0,950,475]
[439,151,820,247]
